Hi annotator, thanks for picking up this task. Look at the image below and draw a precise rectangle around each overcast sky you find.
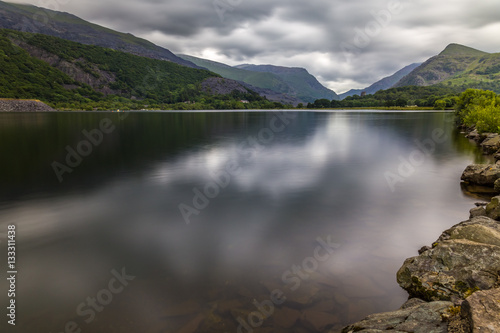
[9,0,500,93]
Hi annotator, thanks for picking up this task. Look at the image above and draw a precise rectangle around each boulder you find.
[485,196,500,220]
[480,134,500,154]
[469,206,487,219]
[461,288,500,333]
[397,217,500,301]
[466,129,481,143]
[339,299,453,333]
[461,164,500,187]
[494,151,500,162]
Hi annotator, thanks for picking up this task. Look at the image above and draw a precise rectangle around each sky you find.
[9,0,500,93]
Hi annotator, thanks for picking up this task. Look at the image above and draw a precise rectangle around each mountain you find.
[339,63,421,99]
[178,54,303,105]
[235,64,339,102]
[0,29,270,110]
[179,55,337,103]
[394,43,491,87]
[0,0,197,68]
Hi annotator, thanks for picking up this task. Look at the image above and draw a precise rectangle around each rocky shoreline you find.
[0,99,54,112]
[336,126,500,333]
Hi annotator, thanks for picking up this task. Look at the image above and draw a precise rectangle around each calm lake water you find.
[0,111,489,332]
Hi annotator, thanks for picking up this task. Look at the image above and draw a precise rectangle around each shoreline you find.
[0,99,54,112]
[337,124,500,332]
[0,98,440,112]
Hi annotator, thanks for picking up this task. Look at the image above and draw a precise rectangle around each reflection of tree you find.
[450,126,491,164]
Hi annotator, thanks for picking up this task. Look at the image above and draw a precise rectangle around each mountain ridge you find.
[339,63,421,99]
[235,64,338,102]
[0,0,198,68]
[394,43,498,88]
[0,29,279,110]
[439,43,488,56]
[178,54,304,105]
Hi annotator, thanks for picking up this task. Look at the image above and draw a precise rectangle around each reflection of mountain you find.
[0,111,477,202]
[1,111,489,333]
[0,112,318,200]
[0,112,249,200]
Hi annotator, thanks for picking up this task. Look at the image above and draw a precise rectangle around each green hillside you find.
[179,55,338,103]
[439,43,488,56]
[236,64,339,102]
[0,0,197,68]
[0,29,275,110]
[440,52,500,92]
[179,55,293,93]
[394,43,500,92]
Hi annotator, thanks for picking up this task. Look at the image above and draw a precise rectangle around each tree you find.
[395,98,407,107]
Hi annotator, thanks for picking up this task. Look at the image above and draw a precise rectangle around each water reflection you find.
[0,111,489,332]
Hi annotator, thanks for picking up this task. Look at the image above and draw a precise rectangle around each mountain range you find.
[180,55,338,104]
[339,63,421,99]
[1,0,500,108]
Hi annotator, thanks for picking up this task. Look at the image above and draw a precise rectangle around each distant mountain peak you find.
[339,62,421,99]
[235,64,308,74]
[439,43,488,56]
[394,43,497,88]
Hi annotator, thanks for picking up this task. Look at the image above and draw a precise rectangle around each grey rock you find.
[462,288,500,333]
[0,99,54,112]
[466,129,480,142]
[397,217,500,301]
[480,134,500,154]
[495,179,500,192]
[469,206,487,219]
[494,151,500,162]
[486,196,500,220]
[461,164,500,187]
[400,298,426,309]
[339,300,453,333]
[418,246,432,255]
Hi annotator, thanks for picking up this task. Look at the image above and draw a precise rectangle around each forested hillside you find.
[0,29,284,110]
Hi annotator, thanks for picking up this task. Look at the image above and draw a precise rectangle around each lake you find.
[0,110,489,332]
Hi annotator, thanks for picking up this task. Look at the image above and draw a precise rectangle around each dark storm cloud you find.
[10,0,500,92]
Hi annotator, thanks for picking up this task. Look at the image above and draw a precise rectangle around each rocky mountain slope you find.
[0,29,266,110]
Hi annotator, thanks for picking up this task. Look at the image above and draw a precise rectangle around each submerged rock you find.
[338,299,453,333]
[397,217,500,301]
